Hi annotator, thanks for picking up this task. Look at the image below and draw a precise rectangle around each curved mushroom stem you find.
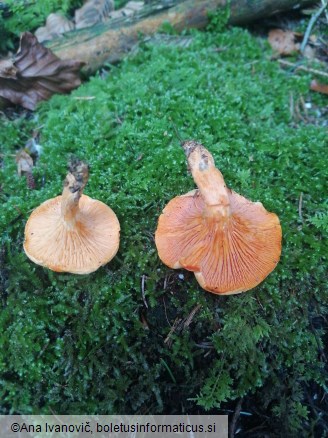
[182,141,230,218]
[61,159,89,227]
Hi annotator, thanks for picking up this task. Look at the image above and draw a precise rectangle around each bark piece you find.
[35,13,75,43]
[75,0,115,29]
[16,150,33,177]
[0,32,85,110]
[15,150,35,189]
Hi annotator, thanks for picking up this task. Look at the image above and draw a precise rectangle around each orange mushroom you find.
[24,159,120,274]
[155,141,282,295]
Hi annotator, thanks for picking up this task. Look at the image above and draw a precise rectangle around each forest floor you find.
[1,5,328,437]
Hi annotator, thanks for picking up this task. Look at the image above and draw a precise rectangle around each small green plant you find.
[308,209,328,233]
[206,1,230,33]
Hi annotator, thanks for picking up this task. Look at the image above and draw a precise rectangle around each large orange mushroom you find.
[155,141,282,295]
[24,159,120,274]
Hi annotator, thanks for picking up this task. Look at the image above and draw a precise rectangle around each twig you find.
[160,358,176,383]
[37,341,50,358]
[73,96,96,100]
[163,273,171,290]
[165,304,201,346]
[294,98,307,123]
[289,92,294,121]
[323,0,328,22]
[278,59,328,79]
[301,1,328,54]
[255,294,265,311]
[299,96,309,118]
[141,274,148,308]
[229,398,243,438]
[195,341,215,349]
[164,317,182,345]
[309,318,327,362]
[183,304,202,329]
[162,296,171,327]
[298,192,304,223]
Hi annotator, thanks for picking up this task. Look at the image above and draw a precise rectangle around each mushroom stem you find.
[182,141,230,218]
[61,159,89,227]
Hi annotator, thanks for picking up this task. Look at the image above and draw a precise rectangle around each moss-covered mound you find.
[1,26,327,435]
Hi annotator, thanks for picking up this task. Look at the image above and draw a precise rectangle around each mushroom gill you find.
[155,141,282,295]
[24,159,120,274]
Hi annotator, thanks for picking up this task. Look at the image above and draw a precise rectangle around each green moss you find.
[1,26,327,435]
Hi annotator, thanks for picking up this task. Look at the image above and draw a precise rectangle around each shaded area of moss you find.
[1,26,327,435]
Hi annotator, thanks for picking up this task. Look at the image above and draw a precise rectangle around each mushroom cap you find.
[24,194,120,274]
[155,189,282,295]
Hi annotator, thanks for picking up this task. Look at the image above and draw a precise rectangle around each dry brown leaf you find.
[303,44,316,60]
[34,27,52,44]
[0,32,85,110]
[15,149,35,189]
[108,1,143,19]
[268,29,300,56]
[16,150,33,177]
[75,0,115,30]
[35,13,75,43]
[45,13,75,34]
[310,79,328,95]
[123,1,144,13]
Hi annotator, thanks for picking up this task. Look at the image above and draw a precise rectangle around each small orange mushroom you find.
[24,159,120,274]
[155,141,282,295]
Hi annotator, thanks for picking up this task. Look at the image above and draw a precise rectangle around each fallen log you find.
[229,0,316,25]
[45,0,317,74]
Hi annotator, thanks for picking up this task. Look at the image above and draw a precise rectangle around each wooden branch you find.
[278,59,328,79]
[229,0,316,24]
[46,0,317,74]
[300,1,328,53]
